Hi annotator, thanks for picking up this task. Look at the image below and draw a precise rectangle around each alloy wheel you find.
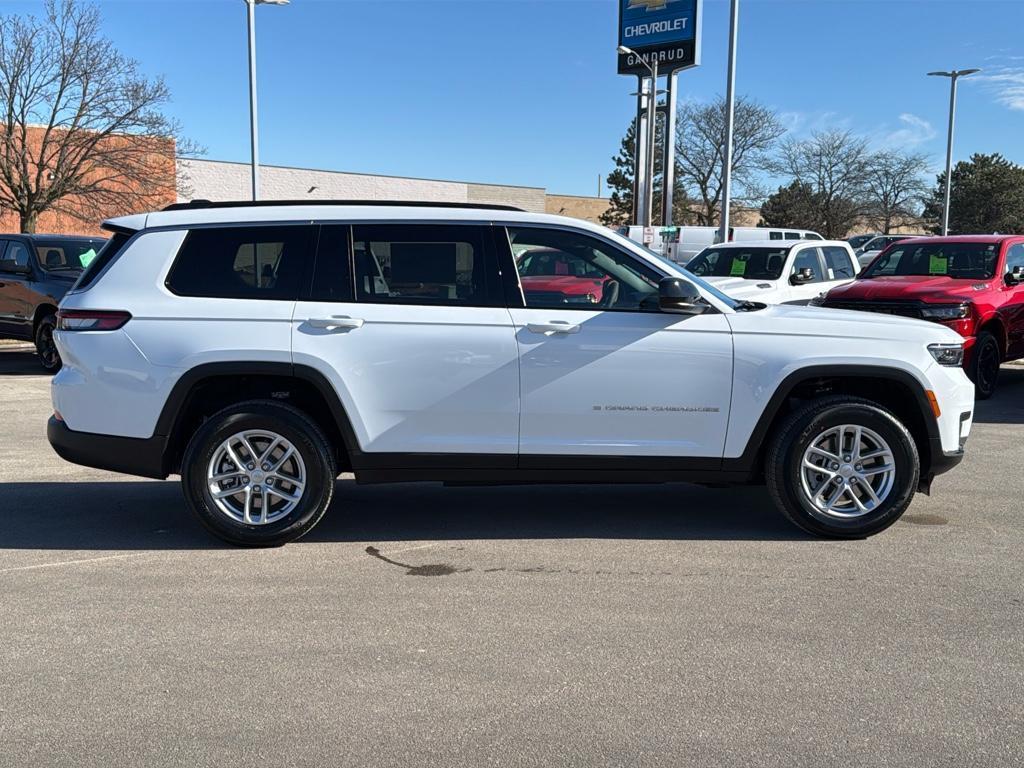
[799,424,896,519]
[206,429,306,525]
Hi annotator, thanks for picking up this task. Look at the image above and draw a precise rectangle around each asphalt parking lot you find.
[1,343,1022,767]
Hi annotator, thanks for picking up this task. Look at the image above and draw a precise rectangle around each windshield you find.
[687,246,789,281]
[861,241,999,280]
[35,239,106,271]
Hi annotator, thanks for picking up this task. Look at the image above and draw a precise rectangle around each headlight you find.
[928,343,965,367]
[920,303,970,320]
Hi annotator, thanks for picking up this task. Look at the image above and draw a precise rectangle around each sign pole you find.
[618,0,701,228]
[633,76,649,226]
[645,59,658,227]
[662,70,678,228]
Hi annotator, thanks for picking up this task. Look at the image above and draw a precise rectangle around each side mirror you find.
[0,261,30,275]
[658,277,707,315]
[790,267,815,285]
[1006,266,1023,286]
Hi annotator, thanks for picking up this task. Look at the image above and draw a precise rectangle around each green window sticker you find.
[929,253,947,275]
[730,258,747,277]
[79,248,97,267]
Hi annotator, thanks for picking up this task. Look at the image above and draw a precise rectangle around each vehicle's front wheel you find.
[181,400,336,546]
[969,331,1000,400]
[35,314,61,373]
[766,397,920,538]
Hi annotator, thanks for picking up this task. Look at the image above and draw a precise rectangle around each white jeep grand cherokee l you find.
[48,201,974,546]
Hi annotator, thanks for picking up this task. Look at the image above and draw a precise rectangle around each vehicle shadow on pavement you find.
[0,479,805,551]
[973,366,1024,425]
[0,348,46,377]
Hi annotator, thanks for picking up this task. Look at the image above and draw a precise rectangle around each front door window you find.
[508,227,659,311]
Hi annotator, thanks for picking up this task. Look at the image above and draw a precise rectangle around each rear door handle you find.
[526,321,581,335]
[308,316,364,330]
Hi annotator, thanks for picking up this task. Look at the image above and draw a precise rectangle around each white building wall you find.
[177,158,547,212]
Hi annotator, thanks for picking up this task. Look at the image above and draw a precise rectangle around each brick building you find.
[0,126,176,237]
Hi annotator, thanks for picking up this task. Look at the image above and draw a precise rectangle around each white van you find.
[730,226,823,242]
[615,225,665,254]
[619,224,824,263]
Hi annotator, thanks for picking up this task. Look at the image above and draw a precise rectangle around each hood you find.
[702,275,783,300]
[825,275,987,303]
[519,275,606,296]
[729,302,964,346]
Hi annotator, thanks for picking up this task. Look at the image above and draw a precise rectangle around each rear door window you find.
[784,232,801,240]
[352,224,499,307]
[823,246,856,279]
[166,225,314,300]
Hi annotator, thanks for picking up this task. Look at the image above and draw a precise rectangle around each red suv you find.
[818,235,1024,398]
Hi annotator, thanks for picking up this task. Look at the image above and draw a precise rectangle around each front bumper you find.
[47,416,168,479]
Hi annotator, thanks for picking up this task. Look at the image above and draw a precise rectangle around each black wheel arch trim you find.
[154,361,364,474]
[722,364,941,475]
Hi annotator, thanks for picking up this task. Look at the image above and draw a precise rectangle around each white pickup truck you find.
[685,240,860,305]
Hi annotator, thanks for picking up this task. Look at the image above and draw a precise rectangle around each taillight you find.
[56,309,132,331]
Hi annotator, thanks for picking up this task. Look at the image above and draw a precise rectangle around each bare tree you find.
[0,0,196,232]
[862,150,931,233]
[674,95,786,226]
[770,130,871,238]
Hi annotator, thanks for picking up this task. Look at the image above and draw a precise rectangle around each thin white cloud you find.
[974,66,1024,111]
[875,113,937,149]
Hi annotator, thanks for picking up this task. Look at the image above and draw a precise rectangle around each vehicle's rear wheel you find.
[35,314,61,373]
[766,396,920,538]
[181,400,336,546]
[969,331,1000,400]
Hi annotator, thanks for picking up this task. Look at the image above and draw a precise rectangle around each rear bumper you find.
[47,416,168,479]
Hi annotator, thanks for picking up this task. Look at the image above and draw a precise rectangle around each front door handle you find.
[308,316,364,330]
[526,321,581,335]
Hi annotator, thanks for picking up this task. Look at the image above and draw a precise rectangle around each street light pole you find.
[927,68,980,236]
[245,0,289,201]
[618,46,659,228]
[718,0,739,245]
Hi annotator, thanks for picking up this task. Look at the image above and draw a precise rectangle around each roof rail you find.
[163,199,525,213]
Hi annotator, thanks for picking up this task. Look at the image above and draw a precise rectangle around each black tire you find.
[35,314,61,373]
[765,396,920,539]
[968,331,1000,400]
[181,399,336,546]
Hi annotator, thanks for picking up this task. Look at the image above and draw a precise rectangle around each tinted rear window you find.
[166,226,313,300]
[73,232,132,291]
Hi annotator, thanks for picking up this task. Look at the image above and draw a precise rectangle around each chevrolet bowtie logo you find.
[628,0,678,11]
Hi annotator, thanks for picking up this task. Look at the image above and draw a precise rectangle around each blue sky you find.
[8,0,1024,196]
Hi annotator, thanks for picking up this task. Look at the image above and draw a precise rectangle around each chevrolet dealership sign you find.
[618,0,701,75]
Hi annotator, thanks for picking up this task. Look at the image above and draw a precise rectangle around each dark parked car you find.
[0,233,107,371]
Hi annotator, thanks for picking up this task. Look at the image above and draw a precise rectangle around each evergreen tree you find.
[922,153,1024,234]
